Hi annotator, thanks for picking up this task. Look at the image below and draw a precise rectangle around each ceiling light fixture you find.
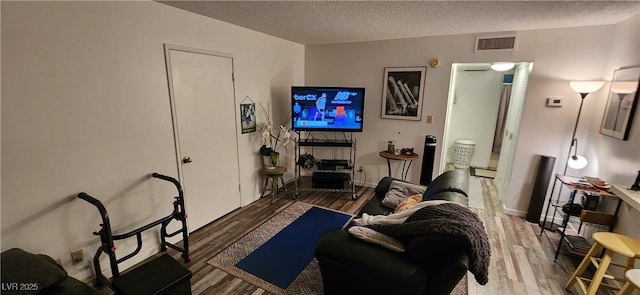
[490,62,515,71]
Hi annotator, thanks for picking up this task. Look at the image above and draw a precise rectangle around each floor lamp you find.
[564,81,605,173]
[541,81,604,231]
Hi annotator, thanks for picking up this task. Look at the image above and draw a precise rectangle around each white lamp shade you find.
[569,81,605,94]
[611,81,638,94]
[490,62,515,71]
[568,155,588,169]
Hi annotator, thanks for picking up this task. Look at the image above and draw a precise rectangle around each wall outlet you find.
[358,166,364,172]
[70,249,84,265]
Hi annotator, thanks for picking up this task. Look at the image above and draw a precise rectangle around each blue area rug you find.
[235,206,351,289]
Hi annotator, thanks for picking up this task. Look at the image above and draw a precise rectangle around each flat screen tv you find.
[291,86,365,132]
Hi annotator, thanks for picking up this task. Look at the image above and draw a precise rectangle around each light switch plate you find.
[546,97,563,107]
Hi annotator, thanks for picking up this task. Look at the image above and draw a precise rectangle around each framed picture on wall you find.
[240,103,256,134]
[381,66,427,121]
[600,66,640,140]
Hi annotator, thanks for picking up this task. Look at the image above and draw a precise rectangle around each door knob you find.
[182,156,193,163]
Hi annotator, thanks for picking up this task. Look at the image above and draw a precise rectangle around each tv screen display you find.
[291,86,365,132]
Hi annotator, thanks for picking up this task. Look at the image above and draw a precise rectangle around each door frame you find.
[441,62,531,205]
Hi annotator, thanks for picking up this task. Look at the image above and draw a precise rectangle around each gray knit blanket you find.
[366,203,490,285]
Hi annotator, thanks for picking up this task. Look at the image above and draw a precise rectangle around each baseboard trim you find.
[503,205,526,217]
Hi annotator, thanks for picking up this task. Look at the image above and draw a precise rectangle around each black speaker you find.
[526,155,556,223]
[419,135,437,186]
[312,172,349,189]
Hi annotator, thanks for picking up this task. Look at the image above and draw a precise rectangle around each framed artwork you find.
[240,103,256,134]
[381,66,427,120]
[600,66,640,140]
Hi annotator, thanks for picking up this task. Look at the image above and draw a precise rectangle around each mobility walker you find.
[78,172,192,294]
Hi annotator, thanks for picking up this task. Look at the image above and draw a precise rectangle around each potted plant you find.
[260,145,280,168]
[259,103,291,168]
[297,153,316,169]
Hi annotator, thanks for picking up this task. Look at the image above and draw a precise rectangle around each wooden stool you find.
[618,269,640,295]
[260,155,287,203]
[260,166,287,203]
[565,232,640,295]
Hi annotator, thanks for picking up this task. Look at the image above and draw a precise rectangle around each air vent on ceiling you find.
[474,34,517,52]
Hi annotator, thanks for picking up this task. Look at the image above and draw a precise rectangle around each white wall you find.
[306,36,475,184]
[1,1,304,280]
[586,14,640,244]
[305,15,640,237]
[446,68,503,168]
[305,25,608,187]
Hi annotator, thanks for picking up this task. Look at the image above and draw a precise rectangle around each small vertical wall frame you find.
[240,95,256,134]
[600,66,640,140]
[381,66,427,121]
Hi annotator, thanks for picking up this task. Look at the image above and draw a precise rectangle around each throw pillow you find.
[348,226,405,252]
[381,180,426,209]
[394,193,423,213]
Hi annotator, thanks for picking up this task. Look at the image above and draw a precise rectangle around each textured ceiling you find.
[158,1,640,45]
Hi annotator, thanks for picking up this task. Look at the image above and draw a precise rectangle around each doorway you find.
[442,62,532,203]
[164,44,241,233]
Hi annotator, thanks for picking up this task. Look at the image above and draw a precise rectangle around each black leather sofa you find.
[315,169,472,295]
[1,248,102,295]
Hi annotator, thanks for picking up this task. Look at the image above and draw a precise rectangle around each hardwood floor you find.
[159,181,375,295]
[118,175,619,294]
[467,177,616,295]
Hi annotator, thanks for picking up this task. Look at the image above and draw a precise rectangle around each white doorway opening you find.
[442,62,532,205]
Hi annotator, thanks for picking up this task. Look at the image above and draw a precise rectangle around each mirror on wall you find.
[600,66,640,140]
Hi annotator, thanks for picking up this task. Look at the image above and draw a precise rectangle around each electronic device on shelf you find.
[291,86,365,132]
[312,172,349,189]
[316,159,350,170]
[298,138,353,147]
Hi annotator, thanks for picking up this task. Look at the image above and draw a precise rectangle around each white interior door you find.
[165,44,241,232]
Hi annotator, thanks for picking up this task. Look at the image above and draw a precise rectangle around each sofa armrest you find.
[39,277,102,295]
[1,248,68,290]
[423,169,469,199]
[316,229,419,277]
[405,235,469,295]
[315,229,428,295]
[375,170,469,201]
[1,248,101,295]
[429,191,468,206]
[422,253,469,295]
[373,176,396,199]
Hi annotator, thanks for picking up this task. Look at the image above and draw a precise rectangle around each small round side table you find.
[379,150,419,181]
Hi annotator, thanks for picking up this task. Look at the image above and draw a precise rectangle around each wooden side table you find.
[379,151,419,181]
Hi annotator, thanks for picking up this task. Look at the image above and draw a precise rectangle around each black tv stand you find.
[294,131,357,200]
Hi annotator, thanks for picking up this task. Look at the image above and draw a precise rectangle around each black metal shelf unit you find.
[294,131,357,200]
